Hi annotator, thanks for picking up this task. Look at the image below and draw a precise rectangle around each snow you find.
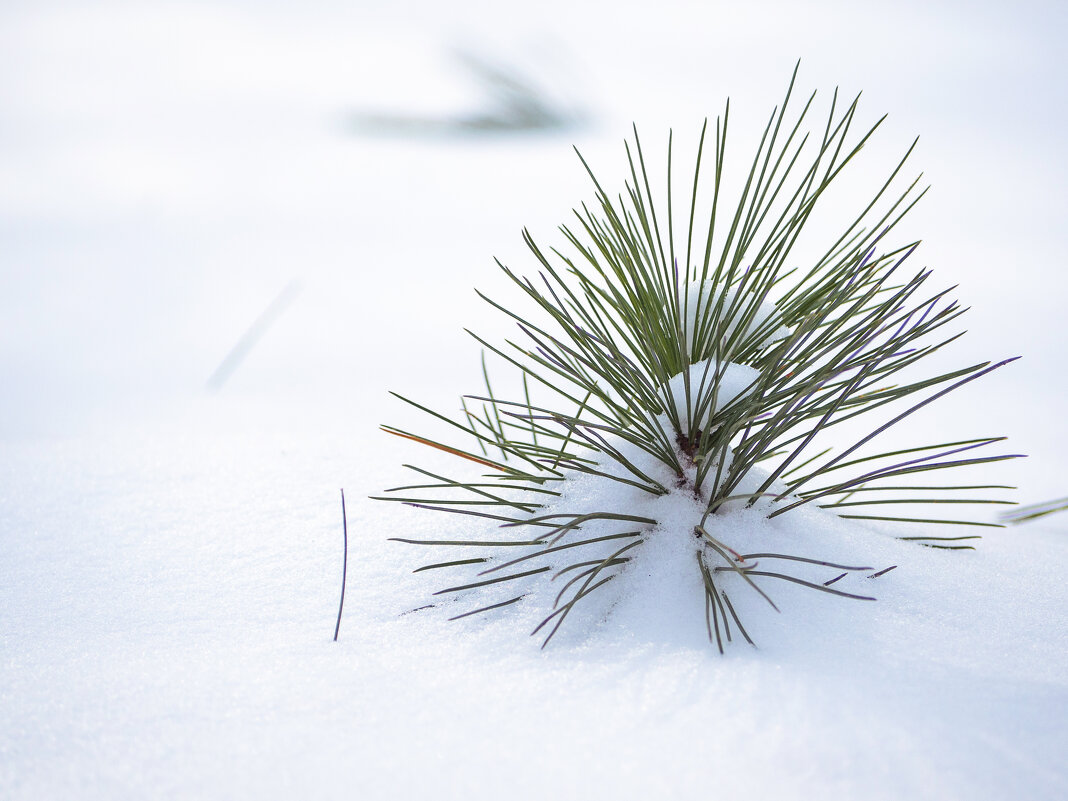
[679,278,792,359]
[664,358,760,436]
[3,1,1068,799]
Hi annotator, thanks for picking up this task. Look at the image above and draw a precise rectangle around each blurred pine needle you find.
[1002,497,1068,525]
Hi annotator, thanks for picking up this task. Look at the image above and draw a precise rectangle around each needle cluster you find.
[376,68,1019,649]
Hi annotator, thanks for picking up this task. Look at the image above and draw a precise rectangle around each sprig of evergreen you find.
[375,66,1020,648]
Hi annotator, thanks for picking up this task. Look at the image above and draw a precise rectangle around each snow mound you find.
[417,430,892,653]
[664,358,759,437]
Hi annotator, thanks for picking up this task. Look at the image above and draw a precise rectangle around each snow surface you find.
[3,1,1068,799]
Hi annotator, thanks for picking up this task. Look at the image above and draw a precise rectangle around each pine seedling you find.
[375,67,1021,649]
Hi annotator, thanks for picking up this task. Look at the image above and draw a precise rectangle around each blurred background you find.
[1,0,1066,491]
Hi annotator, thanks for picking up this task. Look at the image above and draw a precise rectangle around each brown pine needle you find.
[381,427,507,471]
